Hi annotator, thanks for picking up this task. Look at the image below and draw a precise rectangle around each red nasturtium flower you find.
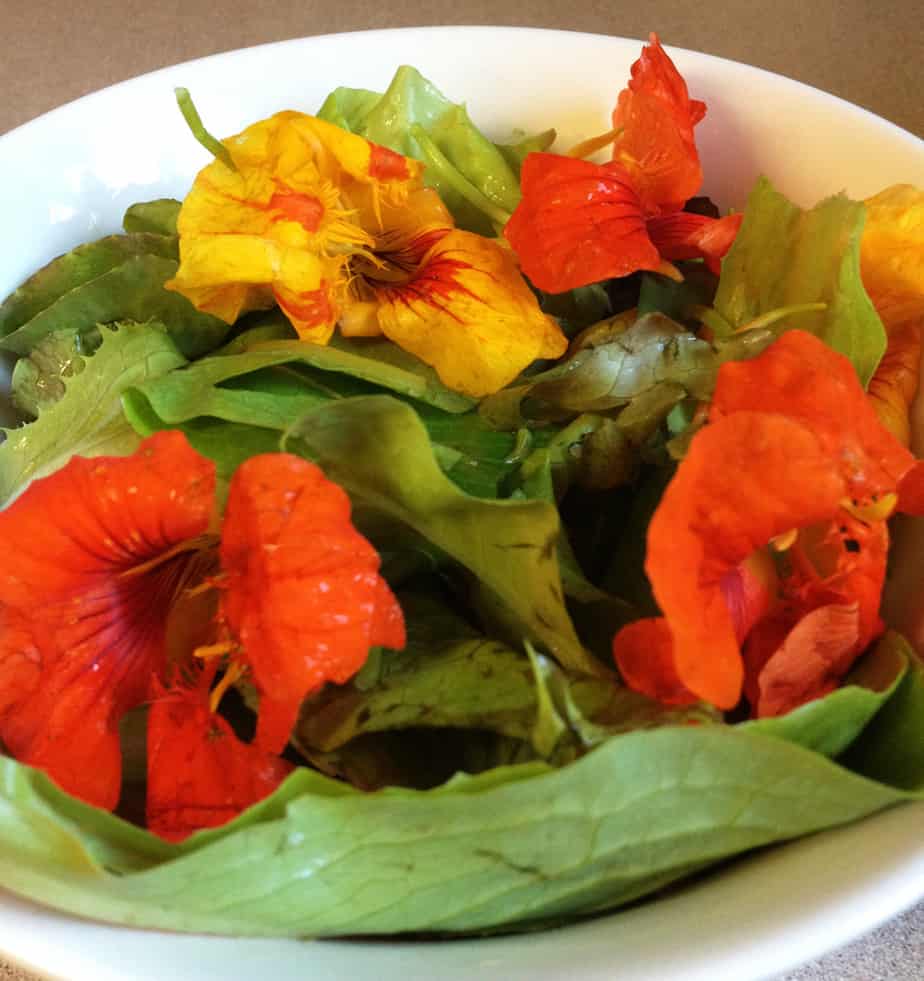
[611,31,706,216]
[146,667,294,842]
[0,431,403,837]
[612,331,924,717]
[218,453,405,753]
[504,33,741,293]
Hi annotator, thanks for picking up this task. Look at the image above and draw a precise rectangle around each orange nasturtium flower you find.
[0,431,403,836]
[611,31,706,217]
[166,112,566,397]
[504,34,741,293]
[861,184,924,446]
[146,668,294,842]
[612,330,924,717]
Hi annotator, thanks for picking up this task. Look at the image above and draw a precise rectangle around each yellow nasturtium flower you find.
[167,112,566,396]
[861,184,924,447]
[861,184,924,329]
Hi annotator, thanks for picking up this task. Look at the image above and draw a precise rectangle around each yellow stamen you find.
[194,641,234,661]
[841,492,898,523]
[118,534,217,579]
[565,127,624,159]
[209,661,245,714]
[769,528,799,552]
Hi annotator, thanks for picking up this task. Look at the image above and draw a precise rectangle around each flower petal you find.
[167,111,424,338]
[146,678,293,842]
[0,431,215,808]
[861,184,924,329]
[504,153,660,293]
[612,617,698,705]
[611,33,705,215]
[753,604,861,717]
[867,317,923,447]
[712,329,917,500]
[647,211,743,274]
[641,411,846,708]
[219,453,404,753]
[373,228,567,396]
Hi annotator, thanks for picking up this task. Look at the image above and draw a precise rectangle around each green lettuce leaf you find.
[318,66,523,234]
[123,340,518,497]
[0,242,228,360]
[0,716,916,936]
[295,593,541,751]
[10,327,89,417]
[713,176,885,385]
[841,633,924,791]
[0,632,915,935]
[0,322,187,502]
[122,199,181,236]
[284,395,601,677]
[742,631,909,758]
[0,234,177,339]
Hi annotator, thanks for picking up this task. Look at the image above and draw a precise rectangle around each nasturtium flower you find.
[504,36,739,294]
[166,112,418,341]
[219,453,405,753]
[504,155,661,292]
[146,669,294,842]
[0,431,402,825]
[612,331,924,716]
[861,185,924,445]
[167,112,566,397]
[861,184,924,329]
[611,32,706,216]
[0,430,215,809]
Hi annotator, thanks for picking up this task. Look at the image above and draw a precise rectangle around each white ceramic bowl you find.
[0,27,923,981]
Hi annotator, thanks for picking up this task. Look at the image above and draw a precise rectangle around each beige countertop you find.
[1,2,922,979]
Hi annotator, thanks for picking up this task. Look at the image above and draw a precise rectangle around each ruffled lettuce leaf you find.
[0,637,916,936]
[713,176,886,385]
[10,327,90,417]
[0,233,228,359]
[318,65,527,234]
[122,338,518,498]
[0,321,187,503]
[284,395,601,677]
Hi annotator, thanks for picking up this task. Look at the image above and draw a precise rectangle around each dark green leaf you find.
[0,253,229,360]
[0,234,178,340]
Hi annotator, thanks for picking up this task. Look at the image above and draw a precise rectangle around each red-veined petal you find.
[504,153,660,293]
[372,228,567,396]
[0,431,216,809]
[219,453,405,753]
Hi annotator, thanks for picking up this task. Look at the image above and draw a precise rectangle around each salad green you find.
[0,57,921,939]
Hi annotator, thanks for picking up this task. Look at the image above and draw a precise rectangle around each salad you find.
[0,32,922,938]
